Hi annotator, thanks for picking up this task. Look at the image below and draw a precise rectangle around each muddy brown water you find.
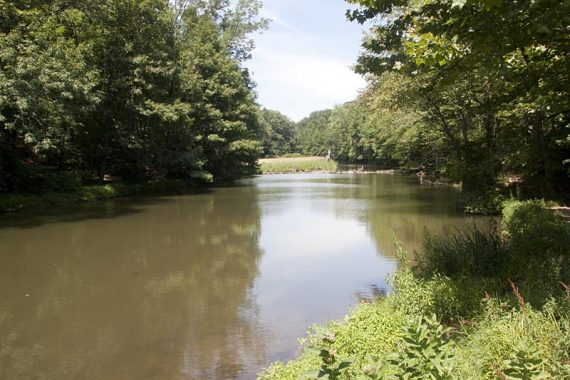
[0,174,488,379]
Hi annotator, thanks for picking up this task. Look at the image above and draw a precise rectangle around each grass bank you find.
[0,180,199,214]
[259,156,338,174]
[258,200,570,379]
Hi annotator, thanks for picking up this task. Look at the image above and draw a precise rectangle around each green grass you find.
[0,180,199,214]
[259,156,338,174]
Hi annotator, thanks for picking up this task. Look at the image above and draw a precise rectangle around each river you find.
[0,174,484,379]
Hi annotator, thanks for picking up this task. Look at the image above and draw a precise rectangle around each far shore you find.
[258,156,400,175]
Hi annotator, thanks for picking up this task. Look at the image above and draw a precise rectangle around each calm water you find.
[0,174,483,379]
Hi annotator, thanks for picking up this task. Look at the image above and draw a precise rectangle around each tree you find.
[258,108,297,157]
[346,0,570,196]
[0,0,98,191]
[0,0,267,191]
[177,3,262,181]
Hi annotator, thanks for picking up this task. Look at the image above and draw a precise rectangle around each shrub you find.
[458,191,505,215]
[415,201,570,305]
[361,315,456,380]
[391,265,489,322]
[502,199,570,261]
[258,302,405,380]
[502,200,570,296]
[453,300,570,379]
[415,226,508,279]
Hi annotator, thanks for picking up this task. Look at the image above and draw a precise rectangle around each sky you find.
[245,0,368,121]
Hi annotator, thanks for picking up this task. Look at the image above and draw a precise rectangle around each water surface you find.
[0,174,483,379]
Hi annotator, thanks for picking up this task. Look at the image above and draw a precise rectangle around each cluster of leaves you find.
[360,315,455,380]
[0,0,267,192]
[303,328,353,380]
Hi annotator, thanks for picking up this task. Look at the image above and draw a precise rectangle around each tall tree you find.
[258,108,297,157]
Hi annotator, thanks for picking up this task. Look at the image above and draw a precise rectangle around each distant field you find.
[259,156,338,174]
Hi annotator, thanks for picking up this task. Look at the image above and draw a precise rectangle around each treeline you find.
[291,0,570,201]
[0,0,267,193]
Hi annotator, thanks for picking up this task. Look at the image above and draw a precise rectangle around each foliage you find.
[391,265,489,322]
[257,301,405,380]
[303,328,353,380]
[295,109,335,158]
[457,192,506,216]
[415,226,508,279]
[453,300,570,379]
[501,346,550,380]
[501,200,570,296]
[416,201,570,304]
[259,108,297,157]
[0,0,267,192]
[502,200,570,261]
[362,315,456,380]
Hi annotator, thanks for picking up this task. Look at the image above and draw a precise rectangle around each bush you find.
[4,164,83,194]
[391,265,490,322]
[453,300,570,379]
[415,226,508,279]
[503,199,570,261]
[257,302,405,380]
[362,315,456,380]
[414,201,570,305]
[502,200,570,297]
[457,191,505,215]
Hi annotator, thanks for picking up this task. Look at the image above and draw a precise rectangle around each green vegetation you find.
[0,0,267,195]
[258,201,570,379]
[259,109,298,158]
[259,157,338,174]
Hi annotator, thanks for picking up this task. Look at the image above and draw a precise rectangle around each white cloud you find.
[246,6,366,121]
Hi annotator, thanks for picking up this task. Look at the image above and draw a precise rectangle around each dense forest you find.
[0,0,268,193]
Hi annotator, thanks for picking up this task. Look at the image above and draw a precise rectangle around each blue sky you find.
[246,0,367,121]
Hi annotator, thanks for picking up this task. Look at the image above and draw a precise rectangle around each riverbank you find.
[258,200,570,379]
[259,157,338,174]
[0,180,200,214]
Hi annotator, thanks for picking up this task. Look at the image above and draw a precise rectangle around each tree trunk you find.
[531,111,554,197]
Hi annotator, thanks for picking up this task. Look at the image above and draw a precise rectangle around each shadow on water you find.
[0,186,267,380]
[0,189,213,230]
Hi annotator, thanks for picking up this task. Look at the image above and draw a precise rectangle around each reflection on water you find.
[0,174,484,379]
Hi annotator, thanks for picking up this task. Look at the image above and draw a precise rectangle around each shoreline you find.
[0,170,444,215]
[259,169,399,175]
[0,180,202,215]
